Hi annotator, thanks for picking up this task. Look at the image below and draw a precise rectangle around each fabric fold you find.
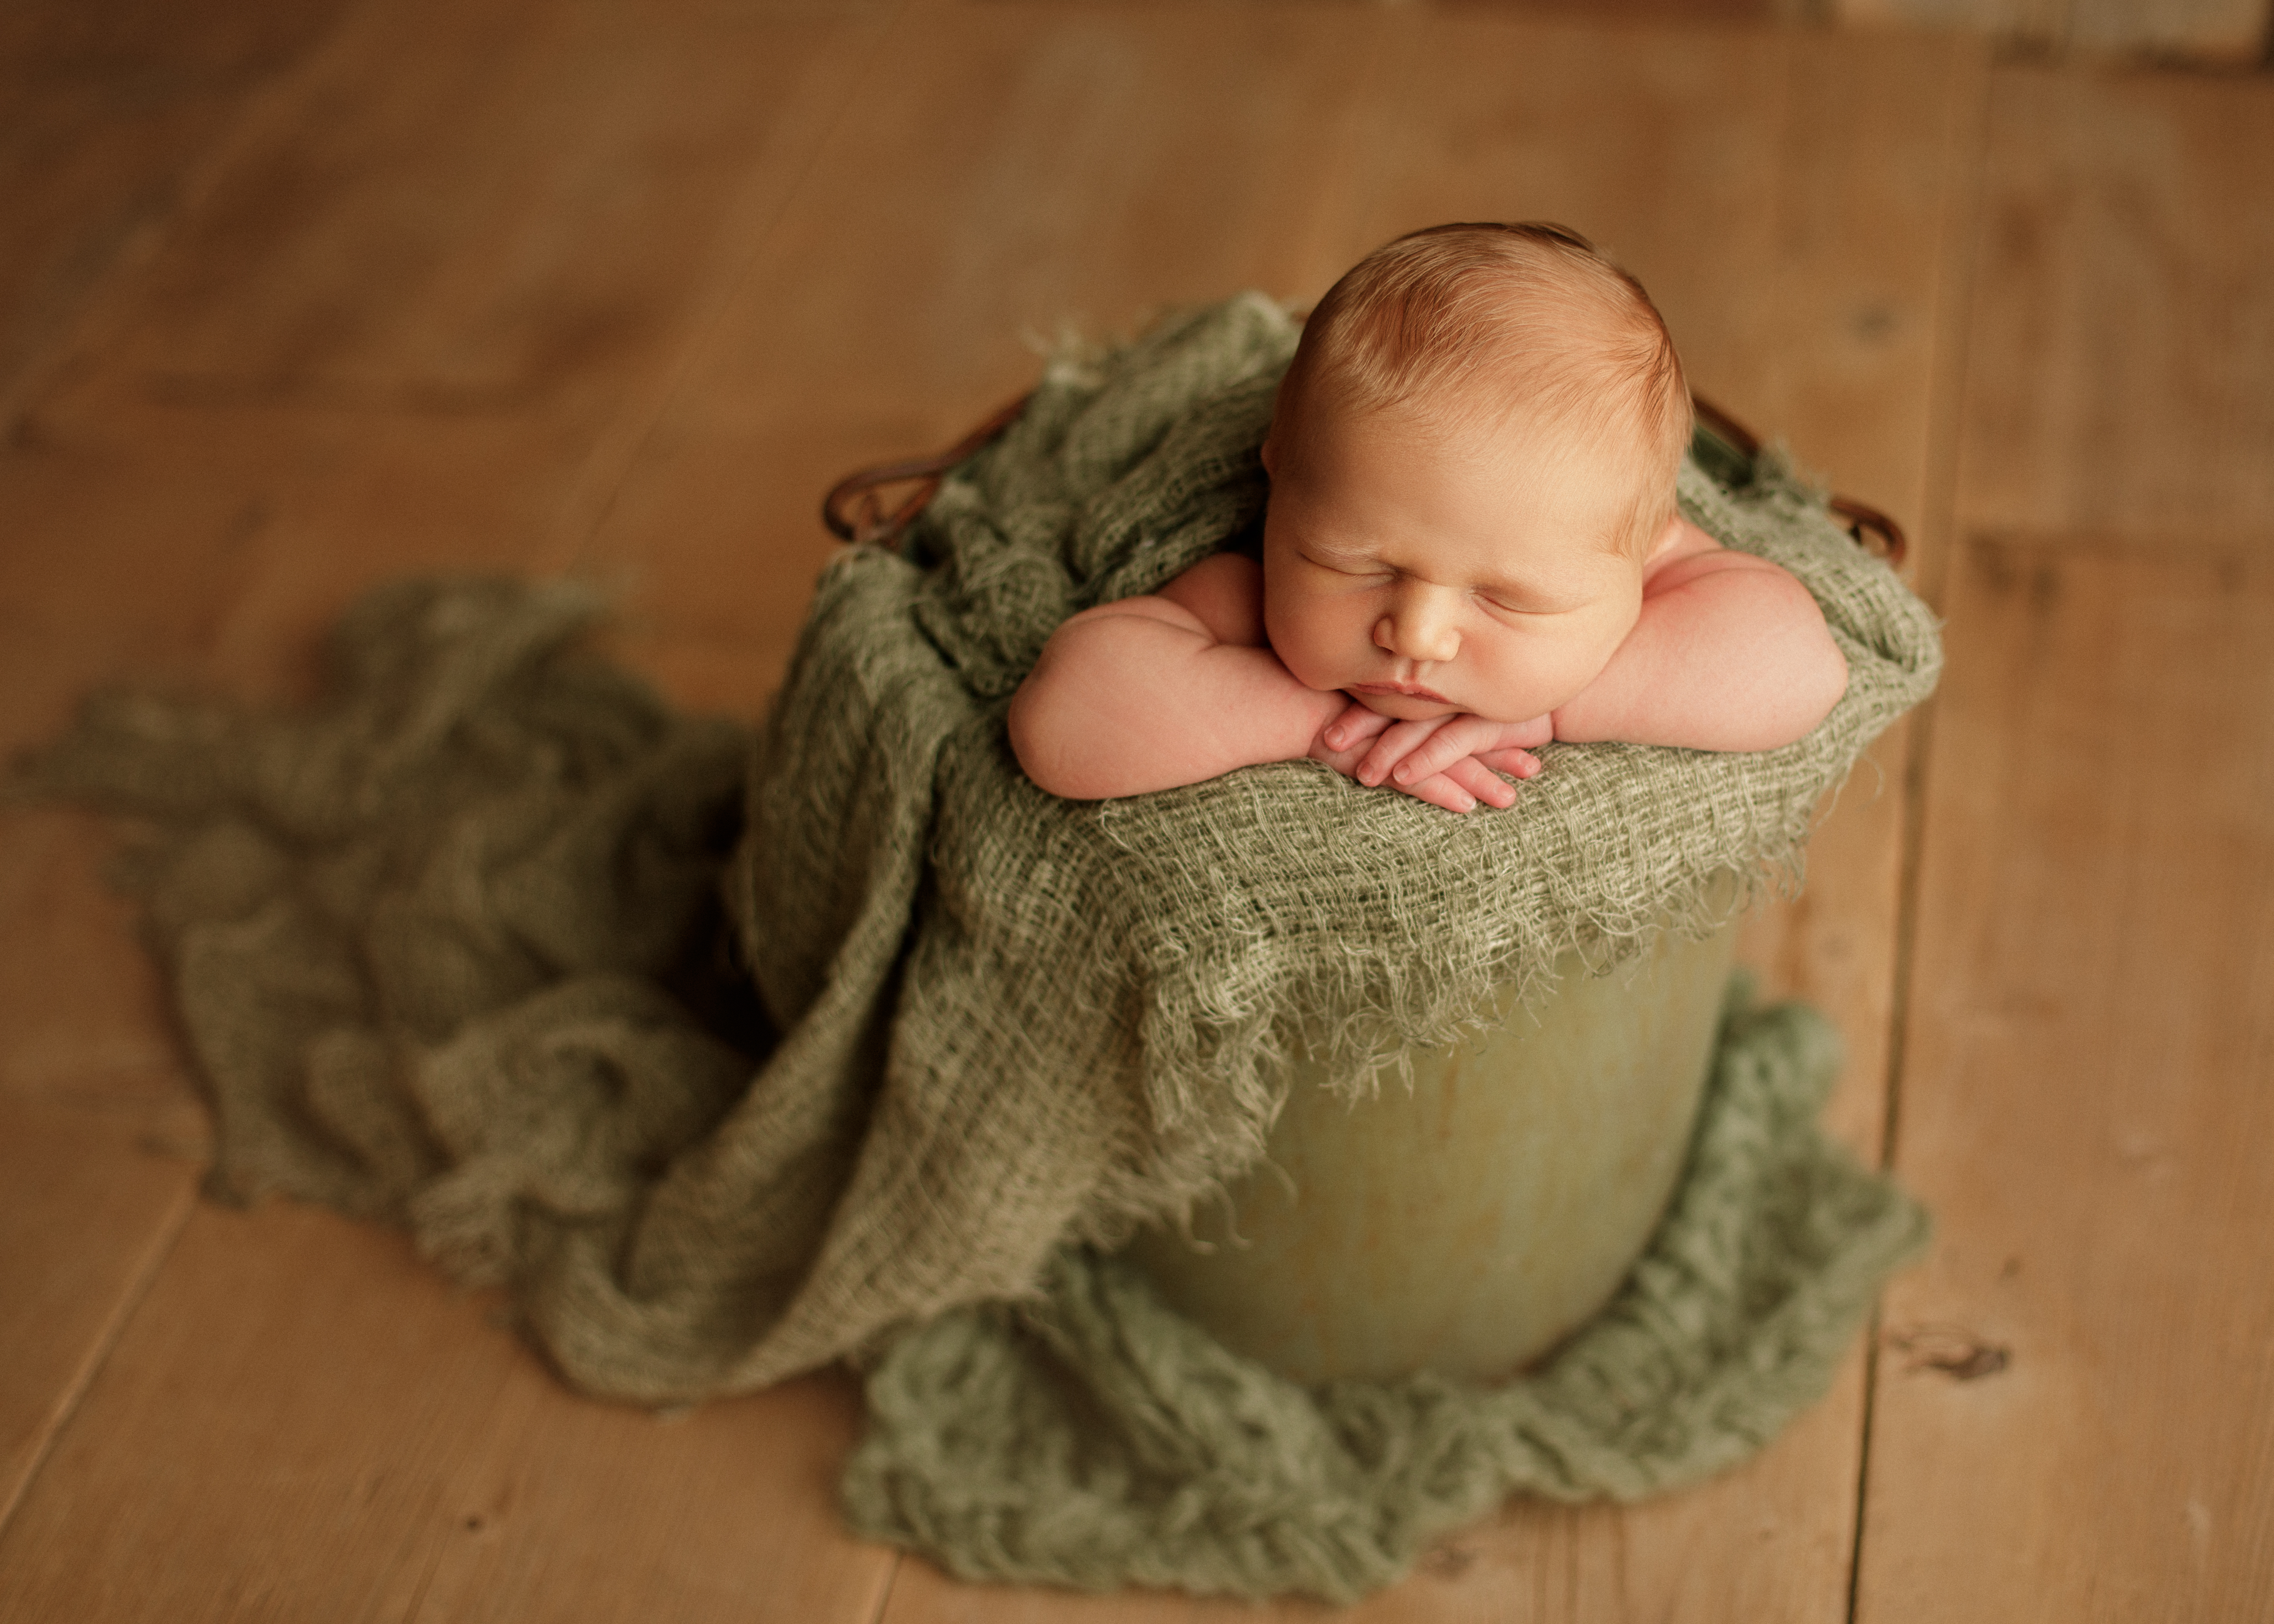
[19,293,1942,1600]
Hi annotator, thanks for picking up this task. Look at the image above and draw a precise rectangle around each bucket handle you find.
[825,389,1907,570]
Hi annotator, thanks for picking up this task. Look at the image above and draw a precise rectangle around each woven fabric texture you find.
[17,293,1939,1599]
[725,293,1941,1391]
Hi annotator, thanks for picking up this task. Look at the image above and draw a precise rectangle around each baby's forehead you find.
[1288,307,1655,433]
[1270,401,1657,562]
[1277,389,1635,484]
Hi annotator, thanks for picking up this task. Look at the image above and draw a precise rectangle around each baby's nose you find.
[1375,585,1461,664]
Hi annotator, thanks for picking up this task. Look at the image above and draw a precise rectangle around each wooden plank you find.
[0,0,364,403]
[0,809,200,1122]
[1954,64,2274,545]
[1467,0,1792,21]
[1855,533,2274,1621]
[1857,64,2274,1617]
[0,0,904,1608]
[1833,0,2070,52]
[0,1202,897,1622]
[34,0,883,414]
[4,0,895,709]
[0,1101,198,1530]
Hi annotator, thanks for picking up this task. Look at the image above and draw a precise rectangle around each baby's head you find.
[1260,222,1693,724]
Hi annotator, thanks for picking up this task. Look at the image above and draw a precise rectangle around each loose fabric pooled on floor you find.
[18,293,1942,1601]
[845,986,1926,1603]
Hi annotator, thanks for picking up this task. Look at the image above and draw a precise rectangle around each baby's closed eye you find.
[1300,548,1391,579]
[1477,589,1585,617]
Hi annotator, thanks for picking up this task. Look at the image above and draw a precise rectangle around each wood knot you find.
[1886,1323,2012,1381]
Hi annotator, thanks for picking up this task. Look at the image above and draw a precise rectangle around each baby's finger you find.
[1400,770,1478,814]
[1354,717,1451,786]
[1443,756,1519,809]
[1476,747,1542,780]
[1321,702,1393,753]
[1388,716,1494,786]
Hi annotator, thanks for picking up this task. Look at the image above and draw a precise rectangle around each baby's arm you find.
[1550,524,1847,750]
[1009,555,1535,810]
[1007,554,1344,802]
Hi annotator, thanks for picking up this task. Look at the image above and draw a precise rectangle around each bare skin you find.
[1008,400,1849,813]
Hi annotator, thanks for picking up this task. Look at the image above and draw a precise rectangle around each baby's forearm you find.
[1008,601,1343,800]
[1553,557,1847,751]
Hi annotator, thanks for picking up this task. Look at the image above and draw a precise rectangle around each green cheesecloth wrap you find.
[19,294,1940,1603]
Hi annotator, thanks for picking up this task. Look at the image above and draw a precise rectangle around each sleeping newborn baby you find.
[1008,222,1848,813]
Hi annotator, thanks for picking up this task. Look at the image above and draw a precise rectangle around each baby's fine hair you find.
[1280,222,1693,558]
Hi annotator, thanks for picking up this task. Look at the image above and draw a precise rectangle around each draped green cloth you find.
[20,294,1938,1601]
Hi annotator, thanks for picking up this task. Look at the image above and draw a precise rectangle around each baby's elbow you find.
[1756,623,1848,750]
[1008,648,1145,801]
[1793,631,1849,738]
[1007,671,1096,800]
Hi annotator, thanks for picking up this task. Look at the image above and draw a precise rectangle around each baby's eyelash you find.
[1478,592,1560,616]
[1308,553,1388,577]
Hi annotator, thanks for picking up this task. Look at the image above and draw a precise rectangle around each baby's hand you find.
[1309,701,1549,814]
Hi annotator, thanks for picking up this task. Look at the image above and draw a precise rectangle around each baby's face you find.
[1261,403,1648,724]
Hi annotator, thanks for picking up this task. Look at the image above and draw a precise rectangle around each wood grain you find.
[13,0,2267,1617]
[580,0,1390,699]
[1855,533,2274,1622]
[0,811,197,1119]
[0,1101,198,1531]
[1853,64,2274,1619]
[0,2,900,1613]
[0,1203,897,1623]
[1955,64,2274,545]
[5,0,894,709]
[0,0,362,404]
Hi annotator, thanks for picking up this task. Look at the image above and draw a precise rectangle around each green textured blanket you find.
[20,293,1940,1601]
[845,986,1924,1601]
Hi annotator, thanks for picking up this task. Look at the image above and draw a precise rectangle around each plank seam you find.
[1912,37,1998,617]
[0,1171,198,1541]
[862,1551,903,1624]
[1848,39,1994,1623]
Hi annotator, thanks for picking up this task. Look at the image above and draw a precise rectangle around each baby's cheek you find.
[1486,631,1614,720]
[1279,638,1346,695]
[1263,598,1343,692]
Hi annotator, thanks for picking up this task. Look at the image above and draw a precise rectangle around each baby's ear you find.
[1259,433,1277,476]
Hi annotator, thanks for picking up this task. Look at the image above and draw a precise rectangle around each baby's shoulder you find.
[1157,549,1267,647]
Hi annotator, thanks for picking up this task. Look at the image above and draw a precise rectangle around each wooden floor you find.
[2,1,2269,1618]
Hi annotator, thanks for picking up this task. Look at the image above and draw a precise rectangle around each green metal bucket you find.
[1123,925,1738,1384]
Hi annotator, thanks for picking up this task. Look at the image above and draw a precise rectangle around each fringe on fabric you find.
[15,294,1941,1601]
